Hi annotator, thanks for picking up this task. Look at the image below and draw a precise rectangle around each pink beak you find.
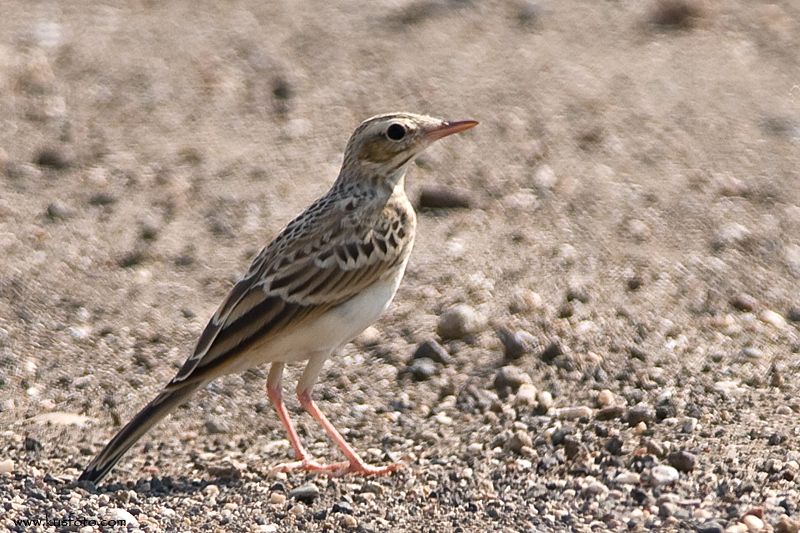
[425,119,479,141]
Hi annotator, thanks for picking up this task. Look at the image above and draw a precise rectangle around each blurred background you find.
[1,1,799,531]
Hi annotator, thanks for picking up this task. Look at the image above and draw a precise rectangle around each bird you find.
[79,112,478,483]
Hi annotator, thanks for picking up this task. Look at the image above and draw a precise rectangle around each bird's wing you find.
[167,195,411,387]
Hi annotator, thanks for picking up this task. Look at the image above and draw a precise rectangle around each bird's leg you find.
[266,363,341,473]
[297,387,401,476]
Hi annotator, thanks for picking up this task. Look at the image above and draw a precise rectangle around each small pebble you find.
[107,508,139,527]
[556,406,592,420]
[730,293,758,312]
[596,405,626,420]
[540,341,564,363]
[407,357,438,381]
[507,430,533,453]
[340,515,358,529]
[536,391,554,411]
[437,304,487,340]
[514,383,538,408]
[497,328,537,361]
[531,164,558,191]
[0,458,14,474]
[494,366,532,397]
[46,200,75,221]
[582,481,609,498]
[742,514,765,532]
[668,450,697,472]
[742,347,763,359]
[776,515,800,533]
[759,309,786,329]
[627,403,655,426]
[508,288,543,314]
[270,492,286,505]
[34,145,74,169]
[596,389,614,407]
[205,417,230,434]
[614,472,640,485]
[697,522,725,533]
[412,339,452,365]
[713,222,751,250]
[417,185,474,209]
[650,465,679,486]
[289,483,320,503]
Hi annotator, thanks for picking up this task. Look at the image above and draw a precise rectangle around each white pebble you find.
[537,391,554,411]
[614,472,640,485]
[514,383,538,407]
[759,309,786,329]
[107,508,139,527]
[742,514,764,532]
[0,458,14,474]
[596,389,614,407]
[651,465,679,485]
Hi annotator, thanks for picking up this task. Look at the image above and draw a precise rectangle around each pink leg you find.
[297,388,402,476]
[266,364,343,473]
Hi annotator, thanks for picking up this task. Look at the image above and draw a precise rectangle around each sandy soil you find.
[1,1,799,531]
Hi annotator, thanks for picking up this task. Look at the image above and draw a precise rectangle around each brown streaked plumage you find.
[79,113,477,484]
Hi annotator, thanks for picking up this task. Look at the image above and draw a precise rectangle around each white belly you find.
[244,259,408,367]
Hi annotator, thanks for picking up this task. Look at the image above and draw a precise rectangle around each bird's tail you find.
[78,381,202,484]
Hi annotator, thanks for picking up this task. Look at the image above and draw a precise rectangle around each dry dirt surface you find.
[2,1,800,532]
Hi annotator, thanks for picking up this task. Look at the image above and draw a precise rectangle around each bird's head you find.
[339,112,478,188]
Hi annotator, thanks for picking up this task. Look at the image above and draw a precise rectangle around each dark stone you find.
[768,433,787,446]
[34,146,73,169]
[290,483,320,504]
[497,328,537,361]
[596,405,626,421]
[417,185,475,209]
[605,436,624,456]
[412,339,452,365]
[24,436,43,452]
[668,450,697,472]
[696,522,724,533]
[332,501,354,514]
[656,400,677,421]
[88,192,116,206]
[631,488,652,506]
[540,341,563,363]
[627,403,655,426]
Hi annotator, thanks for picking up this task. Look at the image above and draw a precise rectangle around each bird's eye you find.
[386,123,406,141]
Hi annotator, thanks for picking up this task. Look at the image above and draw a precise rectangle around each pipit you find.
[79,112,477,483]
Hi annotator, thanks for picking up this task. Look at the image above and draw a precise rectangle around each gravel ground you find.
[2,1,800,532]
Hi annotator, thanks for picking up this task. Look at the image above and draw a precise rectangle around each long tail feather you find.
[78,382,202,483]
